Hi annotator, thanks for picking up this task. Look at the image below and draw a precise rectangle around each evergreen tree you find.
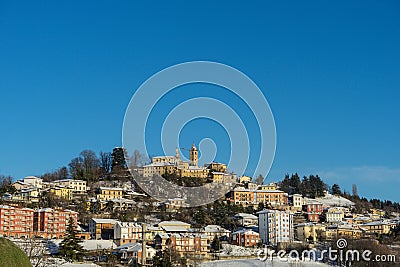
[111,147,128,171]
[257,202,265,212]
[211,235,222,252]
[279,174,291,193]
[331,184,342,195]
[59,217,84,262]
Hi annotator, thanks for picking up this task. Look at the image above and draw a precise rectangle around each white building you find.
[258,209,294,246]
[233,213,258,227]
[202,225,231,240]
[23,176,42,189]
[326,207,345,223]
[114,222,143,245]
[291,194,304,208]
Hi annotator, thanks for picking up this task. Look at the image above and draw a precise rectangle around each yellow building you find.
[52,179,87,195]
[206,162,227,172]
[232,187,288,207]
[322,225,365,240]
[178,166,209,178]
[239,176,252,184]
[50,186,72,200]
[142,145,209,178]
[296,223,326,242]
[362,221,397,235]
[259,182,278,190]
[96,187,123,201]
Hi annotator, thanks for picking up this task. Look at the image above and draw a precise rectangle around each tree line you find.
[278,173,400,213]
[40,148,148,183]
[278,173,328,198]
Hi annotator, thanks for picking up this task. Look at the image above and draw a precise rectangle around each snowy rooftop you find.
[161,225,189,232]
[80,240,117,251]
[234,213,258,219]
[91,218,119,224]
[158,220,190,227]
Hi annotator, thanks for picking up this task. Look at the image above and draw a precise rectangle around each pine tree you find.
[59,217,84,262]
[211,235,222,252]
[331,184,342,195]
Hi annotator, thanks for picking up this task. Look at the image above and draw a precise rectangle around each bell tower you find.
[190,143,198,166]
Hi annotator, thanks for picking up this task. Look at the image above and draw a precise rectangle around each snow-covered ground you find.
[201,259,331,267]
[219,244,258,257]
[305,193,354,207]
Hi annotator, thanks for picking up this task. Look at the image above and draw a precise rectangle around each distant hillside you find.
[0,238,32,267]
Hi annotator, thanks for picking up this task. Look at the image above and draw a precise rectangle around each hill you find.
[0,238,32,267]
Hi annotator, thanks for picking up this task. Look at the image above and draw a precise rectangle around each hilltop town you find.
[1,146,400,267]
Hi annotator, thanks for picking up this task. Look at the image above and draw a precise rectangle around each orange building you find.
[33,208,78,238]
[0,205,34,238]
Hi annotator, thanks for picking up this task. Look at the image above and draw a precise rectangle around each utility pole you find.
[142,224,146,266]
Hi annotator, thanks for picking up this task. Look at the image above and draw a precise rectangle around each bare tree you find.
[69,157,84,180]
[18,235,49,267]
[128,149,148,168]
[99,151,112,174]
[80,150,100,182]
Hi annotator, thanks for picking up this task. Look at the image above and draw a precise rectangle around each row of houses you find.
[10,176,88,202]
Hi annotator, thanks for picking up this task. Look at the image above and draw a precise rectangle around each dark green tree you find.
[279,174,291,193]
[58,217,84,262]
[331,184,342,195]
[257,202,265,212]
[111,147,128,171]
[210,235,222,252]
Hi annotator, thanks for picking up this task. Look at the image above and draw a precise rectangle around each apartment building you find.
[96,187,123,201]
[33,208,78,238]
[295,222,326,242]
[362,220,397,235]
[303,201,323,222]
[259,182,278,191]
[0,205,34,238]
[22,176,43,189]
[233,213,258,227]
[232,229,260,247]
[326,207,345,223]
[14,188,40,202]
[89,218,118,239]
[114,221,142,246]
[289,194,304,209]
[211,172,236,184]
[258,209,294,246]
[155,233,209,256]
[201,225,231,241]
[52,179,87,195]
[232,187,288,207]
[50,186,73,200]
[205,162,227,172]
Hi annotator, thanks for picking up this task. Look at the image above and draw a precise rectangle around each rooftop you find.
[91,218,119,224]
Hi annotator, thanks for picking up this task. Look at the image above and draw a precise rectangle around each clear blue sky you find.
[1,1,399,201]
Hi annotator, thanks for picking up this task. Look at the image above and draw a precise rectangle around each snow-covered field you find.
[201,259,331,267]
